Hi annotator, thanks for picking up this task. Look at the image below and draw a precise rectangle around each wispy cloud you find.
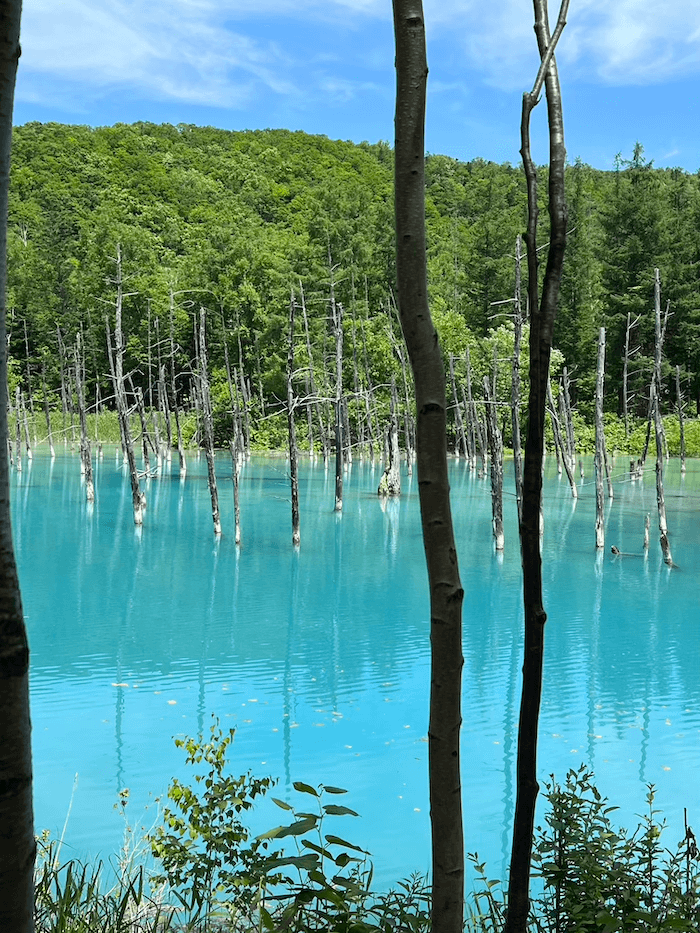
[16,0,700,113]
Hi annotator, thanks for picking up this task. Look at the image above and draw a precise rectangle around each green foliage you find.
[468,765,700,932]
[148,717,276,925]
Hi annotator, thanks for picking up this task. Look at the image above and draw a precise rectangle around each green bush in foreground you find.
[34,729,699,932]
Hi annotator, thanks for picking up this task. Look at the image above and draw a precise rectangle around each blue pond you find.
[14,447,700,889]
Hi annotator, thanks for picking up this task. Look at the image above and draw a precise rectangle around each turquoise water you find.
[14,447,700,889]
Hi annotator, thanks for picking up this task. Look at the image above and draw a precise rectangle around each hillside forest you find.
[7,122,700,453]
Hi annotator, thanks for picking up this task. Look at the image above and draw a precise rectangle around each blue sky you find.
[13,0,700,172]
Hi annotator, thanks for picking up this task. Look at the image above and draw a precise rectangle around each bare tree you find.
[505,2,569,932]
[393,4,464,931]
[0,4,36,930]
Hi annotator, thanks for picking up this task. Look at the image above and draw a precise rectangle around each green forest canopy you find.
[8,123,700,445]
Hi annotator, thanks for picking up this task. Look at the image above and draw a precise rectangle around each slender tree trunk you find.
[449,354,467,459]
[41,362,55,458]
[332,283,344,512]
[169,290,186,478]
[622,312,639,437]
[484,377,504,550]
[511,235,524,519]
[506,3,568,931]
[594,327,605,549]
[652,382,673,566]
[198,308,221,536]
[676,365,686,474]
[548,380,576,497]
[378,377,401,496]
[75,334,94,502]
[393,5,465,931]
[0,4,36,928]
[287,293,300,546]
[299,282,328,461]
[56,325,68,443]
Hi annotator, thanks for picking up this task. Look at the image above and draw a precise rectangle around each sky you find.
[13,0,700,173]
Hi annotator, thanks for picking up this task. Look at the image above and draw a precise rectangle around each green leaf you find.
[322,786,348,795]
[323,805,359,817]
[275,817,318,838]
[267,854,319,870]
[271,797,293,811]
[325,834,368,853]
[293,781,319,797]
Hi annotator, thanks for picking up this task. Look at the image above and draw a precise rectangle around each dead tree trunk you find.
[676,365,686,474]
[548,381,577,497]
[198,308,221,536]
[75,334,94,502]
[652,382,673,566]
[393,5,465,931]
[449,354,468,459]
[299,282,328,461]
[594,327,605,549]
[168,290,187,479]
[506,3,569,931]
[0,8,35,922]
[332,285,344,512]
[105,253,144,526]
[41,362,55,458]
[511,234,524,519]
[378,378,401,496]
[287,293,300,546]
[484,377,504,550]
[622,311,640,437]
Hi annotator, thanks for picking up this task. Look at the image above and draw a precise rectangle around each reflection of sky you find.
[16,451,700,889]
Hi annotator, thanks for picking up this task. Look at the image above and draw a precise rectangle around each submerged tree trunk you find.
[676,365,686,474]
[484,377,504,550]
[198,308,221,536]
[594,328,606,549]
[41,362,55,458]
[378,378,401,496]
[169,290,187,479]
[652,383,673,566]
[287,294,300,546]
[0,4,36,928]
[506,2,568,931]
[75,334,95,502]
[393,5,465,931]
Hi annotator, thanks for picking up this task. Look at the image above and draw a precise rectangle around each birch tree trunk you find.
[506,3,568,931]
[378,378,401,496]
[393,5,464,931]
[0,4,36,929]
[75,334,95,502]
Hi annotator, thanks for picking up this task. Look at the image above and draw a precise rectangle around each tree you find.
[392,4,465,933]
[505,2,568,932]
[0,4,36,931]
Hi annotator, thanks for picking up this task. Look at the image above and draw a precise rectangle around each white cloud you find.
[15,0,700,113]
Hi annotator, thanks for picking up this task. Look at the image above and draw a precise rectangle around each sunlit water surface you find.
[14,448,700,889]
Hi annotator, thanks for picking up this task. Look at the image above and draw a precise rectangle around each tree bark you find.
[393,5,465,931]
[676,364,686,474]
[511,235,524,519]
[652,382,673,566]
[0,4,36,929]
[287,294,300,546]
[484,377,504,550]
[594,327,605,549]
[75,334,95,502]
[333,287,344,512]
[198,308,221,536]
[378,377,401,496]
[168,291,187,478]
[506,2,568,931]
[449,353,467,459]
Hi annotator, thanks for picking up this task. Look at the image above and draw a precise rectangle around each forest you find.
[7,121,700,453]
